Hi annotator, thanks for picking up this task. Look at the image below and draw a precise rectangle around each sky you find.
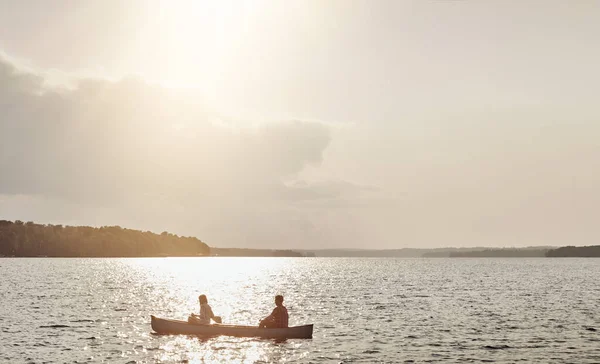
[0,0,599,249]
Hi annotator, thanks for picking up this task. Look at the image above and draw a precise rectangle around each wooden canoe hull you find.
[151,315,313,339]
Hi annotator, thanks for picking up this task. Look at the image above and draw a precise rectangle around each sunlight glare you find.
[150,0,263,88]
[128,257,293,325]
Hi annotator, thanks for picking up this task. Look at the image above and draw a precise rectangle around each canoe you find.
[151,315,313,339]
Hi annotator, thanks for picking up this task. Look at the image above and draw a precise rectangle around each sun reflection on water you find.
[121,257,311,363]
[127,257,293,321]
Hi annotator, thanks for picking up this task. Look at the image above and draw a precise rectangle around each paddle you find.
[188,313,222,324]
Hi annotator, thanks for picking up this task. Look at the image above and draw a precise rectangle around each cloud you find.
[0,55,332,200]
[1,54,381,248]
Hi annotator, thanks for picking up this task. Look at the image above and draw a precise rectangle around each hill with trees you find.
[545,245,600,257]
[0,220,209,257]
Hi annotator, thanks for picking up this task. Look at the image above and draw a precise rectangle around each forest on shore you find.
[545,245,600,257]
[0,220,209,257]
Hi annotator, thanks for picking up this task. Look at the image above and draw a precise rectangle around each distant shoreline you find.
[1,220,598,258]
[3,248,599,258]
[298,246,600,258]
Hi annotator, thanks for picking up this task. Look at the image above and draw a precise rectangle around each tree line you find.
[0,220,209,257]
[545,245,600,257]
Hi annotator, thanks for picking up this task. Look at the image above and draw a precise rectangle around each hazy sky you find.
[1,0,599,249]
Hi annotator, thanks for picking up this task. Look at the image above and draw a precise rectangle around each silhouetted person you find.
[190,294,221,324]
[259,295,288,328]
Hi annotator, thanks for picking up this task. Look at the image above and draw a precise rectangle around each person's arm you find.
[265,307,278,321]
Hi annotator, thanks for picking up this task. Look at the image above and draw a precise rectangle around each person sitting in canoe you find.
[190,294,222,324]
[259,295,288,328]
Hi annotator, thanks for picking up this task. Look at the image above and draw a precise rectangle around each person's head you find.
[275,295,284,306]
[199,294,208,304]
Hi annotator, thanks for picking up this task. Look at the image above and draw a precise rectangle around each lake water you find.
[1,257,599,363]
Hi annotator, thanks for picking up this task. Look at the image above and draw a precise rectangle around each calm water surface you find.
[1,257,599,363]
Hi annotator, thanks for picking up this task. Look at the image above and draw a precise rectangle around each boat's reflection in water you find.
[154,334,297,363]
